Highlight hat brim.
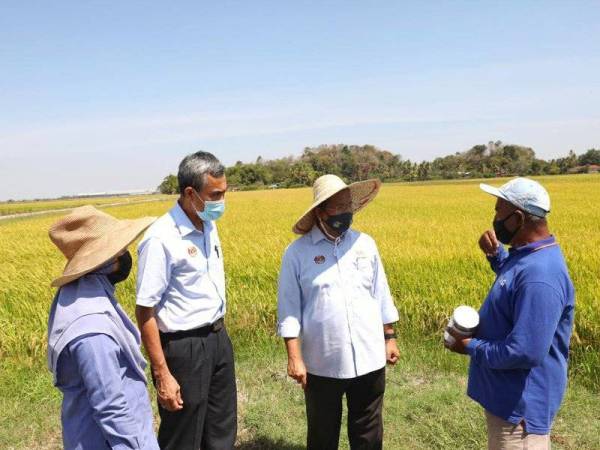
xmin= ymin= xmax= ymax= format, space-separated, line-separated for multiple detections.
xmin=293 ymin=179 xmax=381 ymax=235
xmin=479 ymin=183 xmax=509 ymax=201
xmin=51 ymin=216 xmax=155 ymax=287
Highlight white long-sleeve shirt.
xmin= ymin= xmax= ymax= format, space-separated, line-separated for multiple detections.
xmin=277 ymin=226 xmax=399 ymax=379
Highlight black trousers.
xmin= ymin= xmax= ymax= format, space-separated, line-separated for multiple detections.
xmin=305 ymin=368 xmax=386 ymax=450
xmin=156 ymin=324 xmax=237 ymax=450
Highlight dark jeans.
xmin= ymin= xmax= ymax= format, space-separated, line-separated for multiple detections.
xmin=305 ymin=368 xmax=386 ymax=450
xmin=156 ymin=324 xmax=237 ymax=450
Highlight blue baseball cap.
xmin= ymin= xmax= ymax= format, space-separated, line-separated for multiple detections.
xmin=480 ymin=177 xmax=550 ymax=218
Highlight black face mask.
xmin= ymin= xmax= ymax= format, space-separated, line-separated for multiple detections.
xmin=493 ymin=211 xmax=522 ymax=245
xmin=107 ymin=251 xmax=132 ymax=285
xmin=325 ymin=212 xmax=353 ymax=233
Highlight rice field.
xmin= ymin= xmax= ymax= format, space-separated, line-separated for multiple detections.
xmin=1 ymin=174 xmax=599 ymax=448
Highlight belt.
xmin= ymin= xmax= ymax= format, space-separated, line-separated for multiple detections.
xmin=160 ymin=318 xmax=224 ymax=341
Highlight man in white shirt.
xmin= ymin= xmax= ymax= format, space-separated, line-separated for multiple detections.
xmin=135 ymin=151 xmax=235 ymax=450
xmin=277 ymin=174 xmax=400 ymax=450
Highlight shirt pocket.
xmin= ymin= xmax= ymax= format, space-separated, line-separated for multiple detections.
xmin=208 ymin=242 xmax=224 ymax=274
xmin=212 ymin=240 xmax=223 ymax=259
xmin=175 ymin=240 xmax=208 ymax=279
xmin=302 ymin=262 xmax=337 ymax=321
xmin=354 ymin=255 xmax=374 ymax=292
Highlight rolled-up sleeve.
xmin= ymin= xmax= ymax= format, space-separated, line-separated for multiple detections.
xmin=372 ymin=245 xmax=399 ymax=324
xmin=70 ymin=334 xmax=142 ymax=450
xmin=136 ymin=237 xmax=170 ymax=308
xmin=277 ymin=247 xmax=302 ymax=338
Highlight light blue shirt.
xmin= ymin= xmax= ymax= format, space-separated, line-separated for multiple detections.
xmin=47 ymin=271 xmax=157 ymax=450
xmin=136 ymin=202 xmax=226 ymax=332
xmin=277 ymin=226 xmax=399 ymax=379
xmin=57 ymin=334 xmax=159 ymax=450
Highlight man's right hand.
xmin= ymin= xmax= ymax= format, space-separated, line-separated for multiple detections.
xmin=287 ymin=357 xmax=307 ymax=390
xmin=479 ymin=230 xmax=500 ymax=257
xmin=155 ymin=369 xmax=184 ymax=411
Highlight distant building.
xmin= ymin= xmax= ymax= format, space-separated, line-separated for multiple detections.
xmin=567 ymin=165 xmax=600 ymax=174
xmin=70 ymin=188 xmax=158 ymax=198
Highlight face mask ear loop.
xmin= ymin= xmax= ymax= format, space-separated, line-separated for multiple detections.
xmin=191 ymin=189 xmax=205 ymax=215
xmin=316 ymin=212 xmax=337 ymax=242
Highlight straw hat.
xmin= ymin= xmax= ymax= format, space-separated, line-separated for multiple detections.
xmin=49 ymin=205 xmax=156 ymax=288
xmin=293 ymin=175 xmax=381 ymax=234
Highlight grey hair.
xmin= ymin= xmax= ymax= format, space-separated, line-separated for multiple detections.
xmin=525 ymin=212 xmax=547 ymax=225
xmin=177 ymin=151 xmax=225 ymax=194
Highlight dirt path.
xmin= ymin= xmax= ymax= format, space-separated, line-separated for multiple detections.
xmin=0 ymin=198 xmax=170 ymax=221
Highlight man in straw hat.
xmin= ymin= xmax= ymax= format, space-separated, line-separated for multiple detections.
xmin=47 ymin=205 xmax=158 ymax=450
xmin=135 ymin=151 xmax=236 ymax=450
xmin=446 ymin=177 xmax=575 ymax=450
xmin=277 ymin=174 xmax=400 ymax=450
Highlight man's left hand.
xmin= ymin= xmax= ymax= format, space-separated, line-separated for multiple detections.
xmin=444 ymin=326 xmax=471 ymax=355
xmin=386 ymin=339 xmax=400 ymax=365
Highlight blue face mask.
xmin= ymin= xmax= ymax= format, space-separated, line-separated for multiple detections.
xmin=199 ymin=199 xmax=225 ymax=221
xmin=193 ymin=191 xmax=225 ymax=221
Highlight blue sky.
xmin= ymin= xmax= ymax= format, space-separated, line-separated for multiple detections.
xmin=1 ymin=1 xmax=599 ymax=200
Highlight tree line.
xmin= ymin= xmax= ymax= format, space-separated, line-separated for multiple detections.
xmin=158 ymin=143 xmax=600 ymax=193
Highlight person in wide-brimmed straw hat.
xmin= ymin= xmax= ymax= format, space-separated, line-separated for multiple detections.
xmin=292 ymin=174 xmax=381 ymax=235
xmin=49 ymin=205 xmax=156 ymax=287
xmin=277 ymin=174 xmax=400 ymax=450
xmin=47 ymin=206 xmax=159 ymax=450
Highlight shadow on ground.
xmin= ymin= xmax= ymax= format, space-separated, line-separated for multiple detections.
xmin=235 ymin=436 xmax=304 ymax=450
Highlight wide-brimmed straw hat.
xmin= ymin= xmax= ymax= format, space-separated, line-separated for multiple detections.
xmin=49 ymin=205 xmax=156 ymax=288
xmin=293 ymin=174 xmax=381 ymax=234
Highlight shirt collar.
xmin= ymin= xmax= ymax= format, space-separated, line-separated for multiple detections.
xmin=170 ymin=201 xmax=206 ymax=237
xmin=509 ymin=235 xmax=556 ymax=254
xmin=309 ymin=225 xmax=348 ymax=245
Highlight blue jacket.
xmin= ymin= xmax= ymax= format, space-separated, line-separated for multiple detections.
xmin=466 ymin=236 xmax=575 ymax=435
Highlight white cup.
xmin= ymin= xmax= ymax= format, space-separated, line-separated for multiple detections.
xmin=444 ymin=305 xmax=479 ymax=346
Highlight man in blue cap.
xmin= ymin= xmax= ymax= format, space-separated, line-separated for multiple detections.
xmin=446 ymin=177 xmax=575 ymax=450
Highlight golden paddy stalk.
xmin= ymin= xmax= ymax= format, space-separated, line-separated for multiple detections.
xmin=1 ymin=175 xmax=599 ymax=387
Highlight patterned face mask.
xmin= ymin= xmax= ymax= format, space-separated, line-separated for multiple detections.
xmin=325 ymin=212 xmax=353 ymax=233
